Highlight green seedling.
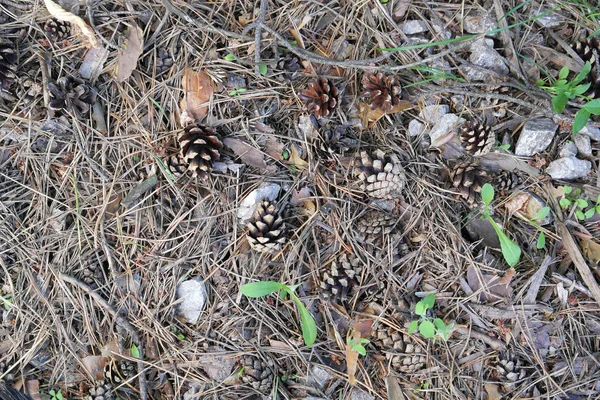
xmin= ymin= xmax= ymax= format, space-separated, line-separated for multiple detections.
xmin=347 ymin=336 xmax=370 ymax=357
xmin=414 ymin=382 xmax=430 ymax=393
xmin=559 ymin=186 xmax=599 ymax=220
xmin=527 ymin=207 xmax=551 ymax=249
xmin=49 ymin=389 xmax=64 ymax=400
xmin=240 ymin=281 xmax=317 ymax=346
xmin=407 ymin=293 xmax=454 ymax=341
xmin=259 ymin=64 xmax=268 ymax=76
xmin=0 ymin=294 xmax=12 ymax=311
xmin=224 ymin=53 xmax=236 ymax=61
xmin=573 ymin=97 xmax=600 ymax=134
xmin=130 ymin=344 xmax=140 ymax=359
xmin=495 ymin=141 xmax=511 ymax=151
xmin=481 ymin=183 xmax=521 ymax=266
xmin=172 ymin=326 xmax=185 ymax=340
xmin=229 ymin=88 xmax=247 ymax=96
xmin=536 ymin=61 xmax=592 ymax=114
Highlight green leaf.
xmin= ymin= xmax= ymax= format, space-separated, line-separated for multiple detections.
xmin=57 ymin=392 xmax=63 ymax=400
xmin=559 ymin=198 xmax=571 ymax=208
xmin=576 ymin=199 xmax=589 ymax=209
xmin=415 ymin=301 xmax=426 ymax=316
xmin=532 ymin=206 xmax=551 ymax=221
xmin=552 ymin=92 xmax=568 ymax=113
xmin=131 ymin=344 xmax=140 ymax=359
xmin=584 ymin=98 xmax=600 ymax=114
xmin=229 ymin=88 xmax=247 ymax=96
xmin=355 ymin=345 xmax=367 ymax=356
xmin=498 ymin=143 xmax=511 ymax=150
xmin=408 ymin=321 xmax=419 ymax=334
xmin=573 ymin=109 xmax=591 ymax=134
xmin=576 ymin=210 xmax=585 ymax=220
xmin=572 ymin=61 xmax=593 ymax=85
xmin=481 ymin=183 xmax=494 ymax=208
xmin=50 ymin=391 xmax=56 ymax=396
xmin=558 ymin=66 xmax=569 ymax=79
xmin=433 ymin=318 xmax=446 ymax=330
xmin=487 ymin=216 xmax=521 ymax=266
xmin=536 ymin=231 xmax=546 ymax=249
xmin=224 ymin=53 xmax=236 ymax=61
xmin=573 ymin=83 xmax=591 ymax=95
xmin=240 ymin=281 xmax=285 ymax=298
xmin=585 ymin=208 xmax=595 ymax=219
xmin=259 ymin=64 xmax=268 ymax=76
xmin=419 ymin=320 xmax=435 ymax=338
xmin=536 ymin=79 xmax=546 ymax=87
xmin=564 ymin=186 xmax=572 ymax=195
xmin=296 ymin=299 xmax=317 ymax=346
xmin=360 ymin=338 xmax=370 ymax=344
xmin=596 ymin=205 xmax=600 ymax=214
xmin=422 ymin=293 xmax=436 ymax=309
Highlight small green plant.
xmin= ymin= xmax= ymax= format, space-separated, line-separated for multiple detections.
xmin=407 ymin=293 xmax=454 ymax=341
xmin=172 ymin=326 xmax=185 ymax=340
xmin=49 ymin=389 xmax=64 ymax=400
xmin=560 ymin=186 xmax=600 ymax=220
xmin=481 ymin=183 xmax=521 ymax=266
xmin=537 ymin=61 xmax=592 ymax=114
xmin=130 ymin=344 xmax=140 ymax=359
xmin=495 ymin=141 xmax=511 ymax=151
xmin=240 ymin=281 xmax=317 ymax=346
xmin=346 ymin=336 xmax=370 ymax=356
xmin=414 ymin=381 xmax=430 ymax=393
xmin=573 ymin=98 xmax=600 ymax=134
xmin=528 ymin=206 xmax=551 ymax=249
xmin=0 ymin=294 xmax=12 ymax=311
xmin=229 ymin=88 xmax=247 ymax=96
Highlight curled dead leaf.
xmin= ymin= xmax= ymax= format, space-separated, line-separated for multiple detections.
xmin=358 ymin=100 xmax=413 ymax=129
xmin=288 ymin=146 xmax=308 ymax=170
xmin=581 ymin=239 xmax=600 ymax=265
xmin=222 ymin=137 xmax=267 ymax=170
xmin=113 ymin=22 xmax=144 ymax=83
xmin=180 ymin=68 xmax=214 ymax=126
xmin=44 ymin=0 xmax=98 ymax=48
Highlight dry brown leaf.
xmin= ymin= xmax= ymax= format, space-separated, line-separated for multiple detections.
xmin=291 ymin=187 xmax=316 ymax=215
xmin=114 ymin=22 xmax=144 ymax=83
xmin=44 ymin=0 xmax=98 ymax=48
xmin=466 ymin=266 xmax=514 ymax=303
xmin=79 ymin=46 xmax=109 ymax=80
xmin=81 ymin=355 xmax=108 ymax=380
xmin=504 ymin=192 xmax=530 ymax=216
xmin=358 ymin=101 xmax=414 ymax=129
xmin=24 ymin=379 xmax=41 ymax=400
xmin=223 ymin=138 xmax=267 ymax=170
xmin=582 ymin=239 xmax=600 ymax=265
xmin=484 ymin=383 xmax=503 ymax=400
xmin=180 ymin=68 xmax=214 ymax=126
xmin=345 ymin=320 xmax=373 ymax=386
xmin=264 ymin=137 xmax=285 ymax=161
xmin=288 ymin=146 xmax=308 ymax=170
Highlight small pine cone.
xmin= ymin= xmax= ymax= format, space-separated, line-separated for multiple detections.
xmin=495 ymin=351 xmax=526 ymax=391
xmin=178 ymin=124 xmax=223 ymax=179
xmin=246 ymin=200 xmax=286 ymax=254
xmin=17 ymin=73 xmax=43 ymax=106
xmin=48 ymin=76 xmax=97 ymax=115
xmin=450 ymin=160 xmax=490 ymax=204
xmin=166 ymin=154 xmax=187 ymax=178
xmin=44 ymin=18 xmax=71 ymax=42
xmin=493 ymin=170 xmax=519 ymax=192
xmin=353 ymin=150 xmax=406 ymax=199
xmin=390 ymin=352 xmax=428 ymax=374
xmin=239 ymin=356 xmax=274 ymax=393
xmin=361 ymin=72 xmax=402 ymax=112
xmin=320 ymin=253 xmax=362 ymax=302
xmin=0 ymin=39 xmax=17 ymax=93
xmin=154 ymin=47 xmax=175 ymax=74
xmin=299 ymin=77 xmax=339 ymax=118
xmin=357 ymin=210 xmax=397 ymax=240
xmin=276 ymin=54 xmax=302 ymax=80
xmin=373 ymin=323 xmax=406 ymax=351
xmin=584 ymin=221 xmax=600 ymax=238
xmin=80 ymin=250 xmax=107 ymax=288
xmin=105 ymin=360 xmax=136 ymax=384
xmin=85 ymin=380 xmax=114 ymax=400
xmin=459 ymin=121 xmax=495 ymax=156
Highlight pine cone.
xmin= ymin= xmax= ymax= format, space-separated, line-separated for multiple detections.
xmin=572 ymin=35 xmax=600 ymax=99
xmin=353 ymin=150 xmax=406 ymax=199
xmin=239 ymin=356 xmax=274 ymax=393
xmin=166 ymin=154 xmax=187 ymax=178
xmin=450 ymin=160 xmax=490 ymax=204
xmin=84 ymin=380 xmax=114 ymax=400
xmin=361 ymin=72 xmax=402 ymax=112
xmin=320 ymin=253 xmax=362 ymax=302
xmin=495 ymin=351 xmax=526 ymax=391
xmin=584 ymin=221 xmax=600 ymax=238
xmin=493 ymin=170 xmax=519 ymax=192
xmin=276 ymin=54 xmax=302 ymax=80
xmin=373 ymin=322 xmax=427 ymax=374
xmin=178 ymin=124 xmax=223 ymax=179
xmin=105 ymin=360 xmax=136 ymax=384
xmin=357 ymin=210 xmax=397 ymax=239
xmin=17 ymin=70 xmax=43 ymax=106
xmin=299 ymin=77 xmax=339 ymax=118
xmin=80 ymin=250 xmax=107 ymax=288
xmin=0 ymin=39 xmax=17 ymax=93
xmin=246 ymin=200 xmax=286 ymax=254
xmin=314 ymin=124 xmax=356 ymax=160
xmin=44 ymin=18 xmax=71 ymax=42
xmin=459 ymin=121 xmax=495 ymax=156
xmin=48 ymin=76 xmax=96 ymax=115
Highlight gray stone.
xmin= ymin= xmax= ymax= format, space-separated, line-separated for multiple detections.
xmin=236 ymin=182 xmax=281 ymax=225
xmin=460 ymin=65 xmax=491 ymax=81
xmin=534 ymin=11 xmax=563 ymax=28
xmin=306 ymin=365 xmax=333 ymax=390
xmin=431 ymin=20 xmax=451 ymax=40
xmin=418 ymin=104 xmax=449 ymax=124
xmin=402 ymin=20 xmax=428 ymax=34
xmin=464 ymin=13 xmax=497 ymax=34
xmin=176 ymin=277 xmax=208 ymax=324
xmin=199 ymin=347 xmax=236 ymax=381
xmin=546 ymin=157 xmax=592 ymax=180
xmin=408 ymin=119 xmax=426 ymax=137
xmin=469 ymin=39 xmax=509 ymax=76
xmin=350 ymin=389 xmax=375 ymax=400
xmin=515 ymin=118 xmax=558 ymax=156
xmin=580 ymin=125 xmax=600 ymax=141
xmin=429 ymin=114 xmax=466 ymax=146
xmin=573 ymin=134 xmax=592 ymax=157
xmin=558 ymin=142 xmax=577 ymax=158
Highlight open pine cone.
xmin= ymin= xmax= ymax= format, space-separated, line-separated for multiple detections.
xmin=450 ymin=160 xmax=490 ymax=204
xmin=495 ymin=351 xmax=527 ymax=392
xmin=373 ymin=322 xmax=427 ymax=374
xmin=299 ymin=77 xmax=339 ymax=118
xmin=361 ymin=72 xmax=402 ymax=112
xmin=493 ymin=170 xmax=519 ymax=192
xmin=178 ymin=124 xmax=223 ymax=179
xmin=44 ymin=18 xmax=71 ymax=42
xmin=246 ymin=200 xmax=286 ymax=254
xmin=0 ymin=39 xmax=16 ymax=93
xmin=353 ymin=150 xmax=406 ymax=199
xmin=320 ymin=253 xmax=362 ymax=303
xmin=459 ymin=121 xmax=495 ymax=156
xmin=276 ymin=54 xmax=302 ymax=80
xmin=48 ymin=76 xmax=96 ymax=115
xmin=239 ymin=356 xmax=274 ymax=393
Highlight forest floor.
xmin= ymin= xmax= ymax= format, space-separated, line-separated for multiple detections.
xmin=1 ymin=0 xmax=600 ymax=399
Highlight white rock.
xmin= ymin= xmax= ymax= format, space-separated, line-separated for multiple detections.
xmin=464 ymin=13 xmax=497 ymax=34
xmin=535 ymin=11 xmax=563 ymax=28
xmin=236 ymin=183 xmax=281 ymax=225
xmin=176 ymin=277 xmax=208 ymax=324
xmin=573 ymin=134 xmax=592 ymax=157
xmin=580 ymin=125 xmax=600 ymax=141
xmin=558 ymin=141 xmax=577 ymax=158
xmin=307 ymin=365 xmax=334 ymax=390
xmin=429 ymin=114 xmax=466 ymax=146
xmin=402 ymin=20 xmax=428 ymax=34
xmin=515 ymin=118 xmax=558 ymax=156
xmin=469 ymin=39 xmax=509 ymax=76
xmin=408 ymin=119 xmax=426 ymax=137
xmin=460 ymin=65 xmax=490 ymax=81
xmin=418 ymin=104 xmax=449 ymax=124
xmin=546 ymin=157 xmax=592 ymax=180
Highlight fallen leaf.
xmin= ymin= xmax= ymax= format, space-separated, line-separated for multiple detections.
xmin=358 ymin=101 xmax=413 ymax=129
xmin=223 ymin=137 xmax=267 ymax=170
xmin=264 ymin=136 xmax=285 ymax=161
xmin=466 ymin=266 xmax=514 ymax=303
xmin=345 ymin=319 xmax=374 ymax=386
xmin=198 ymin=347 xmax=236 ymax=382
xmin=504 ymin=192 xmax=530 ymax=216
xmin=81 ymin=355 xmax=108 ymax=380
xmin=180 ymin=68 xmax=213 ymax=126
xmin=385 ymin=375 xmax=403 ymax=399
xmin=79 ymin=46 xmax=109 ymax=80
xmin=288 ymin=146 xmax=308 ymax=170
xmin=484 ymin=383 xmax=503 ymax=400
xmin=555 ymin=282 xmax=568 ymax=307
xmin=290 ymin=187 xmax=312 ymax=206
xmin=581 ymin=238 xmax=600 ymax=265
xmin=24 ymin=379 xmax=42 ymax=400
xmin=113 ymin=22 xmax=144 ymax=82
xmin=44 ymin=0 xmax=98 ymax=48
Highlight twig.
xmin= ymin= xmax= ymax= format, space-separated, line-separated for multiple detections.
xmin=99 ymin=219 xmax=118 ymax=279
xmin=551 ymin=273 xmax=593 ymax=297
xmin=71 ymin=119 xmax=111 ymax=182
xmin=454 ymin=325 xmax=506 ymax=350
xmin=522 ymin=256 xmax=554 ymax=304
xmin=253 ymin=0 xmax=269 ymax=75
xmin=467 ymin=303 xmax=552 ymax=319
